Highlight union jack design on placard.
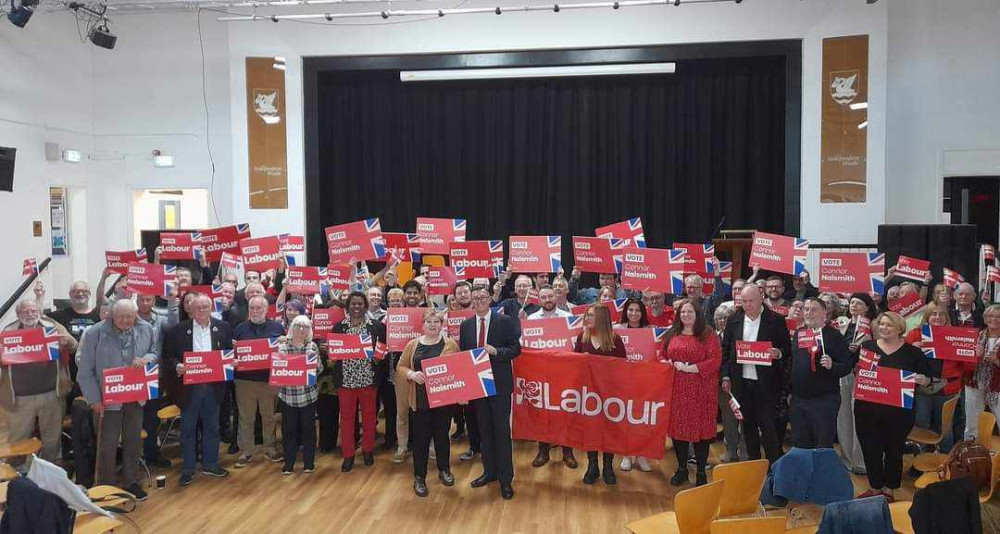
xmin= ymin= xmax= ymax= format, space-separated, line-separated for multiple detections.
xmin=719 ymin=261 xmax=733 ymax=290
xmin=144 ymin=363 xmax=160 ymax=399
xmin=221 ymin=350 xmax=236 ymax=381
xmin=489 ymin=240 xmax=503 ymax=254
xmin=43 ymin=326 xmax=61 ymax=362
xmin=470 ymin=347 xmax=497 ymax=397
xmin=943 ymin=268 xmax=965 ymax=289
xmin=359 ymin=331 xmax=376 ymax=360
xmin=364 ymin=218 xmax=381 ymax=233
xmin=364 ymin=341 xmax=388 ymax=361
xmin=920 ymin=325 xmax=935 ymax=359
xmin=627 ymin=218 xmax=646 ymax=248
xmin=162 ymin=265 xmax=177 ymax=295
xmin=370 ymin=236 xmax=386 ymax=261
xmin=984 ymin=244 xmax=996 ymax=264
xmin=548 ymin=236 xmax=562 ymax=272
xmin=454 ymin=266 xmax=466 ymax=278
xmin=670 ymin=272 xmax=686 ymax=295
xmin=236 ymin=223 xmax=250 ymax=235
xmin=565 ymin=315 xmax=584 ymax=331
xmin=899 ymin=371 xmax=916 ymax=409
xmin=453 ymin=219 xmax=467 ymax=237
xmin=305 ymin=353 xmax=318 ymax=386
xmin=867 ymin=252 xmax=885 ymax=294
xmin=136 ymin=248 xmax=148 ymax=262
xmin=22 ymin=258 xmax=38 ymax=277
xmin=793 ymin=239 xmax=810 ymax=276
xmin=653 ymin=327 xmax=669 ymax=344
xmin=220 ymin=252 xmax=242 ymax=270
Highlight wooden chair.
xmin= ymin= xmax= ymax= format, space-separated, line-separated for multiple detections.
xmin=977 ymin=411 xmax=997 ymax=449
xmin=0 ymin=462 xmax=19 ymax=482
xmin=709 ymin=516 xmax=786 ymax=534
xmin=711 ymin=459 xmax=769 ymax=518
xmin=74 ymin=513 xmax=124 ymax=534
xmin=889 ymin=501 xmax=914 ymax=534
xmin=0 ymin=438 xmax=42 ymax=462
xmin=156 ymin=404 xmax=182 ymax=452
xmin=88 ymin=485 xmax=137 ymax=512
xmin=625 ymin=480 xmax=725 ymax=534
xmin=909 ymin=397 xmax=958 ymax=473
xmin=979 ymin=448 xmax=1000 ymax=503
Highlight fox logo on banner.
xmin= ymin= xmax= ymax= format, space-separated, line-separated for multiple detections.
xmin=618 ymin=327 xmax=669 ymax=363
xmin=233 ymin=338 xmax=279 ymax=371
xmin=893 ymin=255 xmax=931 ymax=283
xmin=572 ymin=236 xmax=624 ymax=274
xmin=102 ymin=363 xmax=159 ymax=405
xmin=943 ymin=267 xmax=965 ymax=289
xmin=889 ymin=291 xmax=926 ymax=319
xmin=159 ymin=232 xmax=203 ymax=261
xmin=620 ymin=247 xmax=687 ymax=294
xmin=1 ymin=326 xmax=61 ymax=365
xmin=422 ymin=348 xmax=496 ymax=408
xmin=127 ymin=263 xmax=176 ymax=297
xmin=269 ymin=353 xmax=318 ymax=387
xmin=450 ymin=240 xmax=504 ymax=279
xmin=325 ymin=218 xmax=385 ymax=263
xmin=22 ymin=258 xmax=38 ymax=277
xmin=381 ymin=232 xmax=422 ymax=264
xmin=285 ymin=266 xmax=327 ymax=295
xmin=596 ymin=218 xmax=646 ymax=248
xmin=520 ymin=315 xmax=584 ymax=351
xmin=818 ymin=252 xmax=885 ymax=294
xmin=749 ymin=231 xmax=809 ymax=276
xmin=920 ymin=325 xmax=978 ymax=363
xmin=416 ymin=217 xmax=466 ymax=255
xmin=508 ymin=236 xmax=562 ymax=273
xmin=182 ymin=350 xmax=236 ymax=385
xmin=200 ymin=224 xmax=251 ymax=262
xmin=854 ymin=366 xmax=915 ymax=409
xmin=106 ymin=249 xmax=148 ymax=275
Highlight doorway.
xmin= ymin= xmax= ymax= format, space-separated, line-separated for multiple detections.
xmin=945 ymin=176 xmax=1000 ymax=245
xmin=132 ymin=189 xmax=209 ymax=247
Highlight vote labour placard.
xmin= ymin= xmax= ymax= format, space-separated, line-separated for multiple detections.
xmin=102 ymin=363 xmax=159 ymax=404
xmin=386 ymin=308 xmax=426 ymax=351
xmin=105 ymin=249 xmax=147 ymax=274
xmin=126 ymin=263 xmax=175 ymax=297
xmin=893 ymin=255 xmax=931 ymax=283
xmin=325 ymin=333 xmax=369 ymax=361
xmin=736 ymin=341 xmax=773 ymax=366
xmin=520 ymin=316 xmax=584 ymax=351
xmin=422 ymin=348 xmax=497 ymax=409
xmin=854 ymin=366 xmax=915 ymax=409
xmin=159 ymin=232 xmax=203 ymax=261
xmin=0 ymin=326 xmax=61 ymax=365
xmin=595 ymin=218 xmax=646 ymax=248
xmin=269 ymin=353 xmax=318 ymax=387
xmin=239 ymin=236 xmax=283 ymax=272
xmin=450 ymin=240 xmax=504 ymax=279
xmin=233 ymin=338 xmax=279 ymax=371
xmin=200 ymin=224 xmax=251 ymax=262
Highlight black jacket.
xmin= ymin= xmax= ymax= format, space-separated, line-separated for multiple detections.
xmin=909 ymin=476 xmax=982 ymax=534
xmin=459 ymin=311 xmax=522 ymax=396
xmin=790 ymin=325 xmax=852 ymax=398
xmin=721 ymin=307 xmax=793 ymax=401
xmin=162 ymin=318 xmax=234 ymax=408
xmin=0 ymin=477 xmax=74 ymax=534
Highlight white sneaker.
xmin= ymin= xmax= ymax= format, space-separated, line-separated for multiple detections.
xmin=636 ymin=457 xmax=652 ymax=472
xmin=620 ymin=456 xmax=633 ymax=471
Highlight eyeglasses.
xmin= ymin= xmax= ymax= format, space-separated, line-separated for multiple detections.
xmin=471 ymin=296 xmax=491 ymax=302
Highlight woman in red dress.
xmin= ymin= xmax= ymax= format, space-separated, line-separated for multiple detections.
xmin=661 ymin=298 xmax=722 ymax=487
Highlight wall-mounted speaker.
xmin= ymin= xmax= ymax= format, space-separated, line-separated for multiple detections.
xmin=0 ymin=147 xmax=15 ymax=192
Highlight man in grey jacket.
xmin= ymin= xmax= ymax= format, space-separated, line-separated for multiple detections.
xmin=76 ymin=298 xmax=158 ymax=500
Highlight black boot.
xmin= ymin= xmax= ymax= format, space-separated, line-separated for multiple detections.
xmin=695 ymin=470 xmax=708 ymax=486
xmin=341 ymin=457 xmax=355 ymax=473
xmin=602 ymin=453 xmax=617 ymax=485
xmin=670 ymin=467 xmax=689 ymax=486
xmin=583 ymin=452 xmax=600 ymax=484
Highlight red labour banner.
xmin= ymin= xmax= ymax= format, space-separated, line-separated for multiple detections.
xmin=105 ymin=249 xmax=147 ymax=275
xmin=279 ymin=234 xmax=305 ymax=253
xmin=619 ymin=247 xmax=687 ymax=294
xmin=749 ymin=231 xmax=809 ymax=276
xmin=239 ymin=236 xmax=284 ymax=272
xmin=422 ymin=348 xmax=497 ymax=408
xmin=425 ymin=266 xmax=459 ymax=295
xmin=126 ymin=262 xmax=176 ymax=297
xmin=508 ymin=236 xmax=562 ymax=273
xmin=381 ymin=232 xmax=422 ymax=264
xmin=818 ymin=252 xmax=886 ymax=294
xmin=325 ymin=264 xmax=352 ymax=293
xmin=311 ymin=307 xmax=345 ymax=339
xmin=269 ymin=353 xmax=318 ymax=387
xmin=511 ymin=349 xmax=674 ymax=459
xmin=618 ymin=328 xmax=669 ymax=363
xmin=920 ymin=325 xmax=979 ymax=363
xmin=324 ymin=219 xmax=385 ymax=263
xmin=889 ymin=291 xmax=926 ymax=319
xmin=450 ymin=240 xmax=504 ymax=279
xmin=0 ymin=326 xmax=61 ymax=365
xmin=520 ymin=315 xmax=585 ymax=351
xmin=284 ymin=266 xmax=326 ymax=295
xmin=233 ymin=338 xmax=279 ymax=372
xmin=386 ymin=308 xmax=426 ymax=351
xmin=595 ymin=218 xmax=646 ymax=248
xmin=416 ymin=217 xmax=467 ymax=255
xmin=893 ymin=255 xmax=931 ymax=283
xmin=183 ymin=350 xmax=235 ymax=385
xmin=445 ymin=309 xmax=475 ymax=340
xmin=736 ymin=341 xmax=774 ymax=366
xmin=325 ymin=333 xmax=369 ymax=361
xmin=854 ymin=366 xmax=915 ymax=409
xmin=199 ymin=224 xmax=251 ymax=263
xmin=572 ymin=236 xmax=624 ymax=274
xmin=102 ymin=364 xmax=159 ymax=404
xmin=159 ymin=232 xmax=203 ymax=261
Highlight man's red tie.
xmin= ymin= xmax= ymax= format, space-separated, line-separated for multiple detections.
xmin=478 ymin=317 xmax=486 ymax=348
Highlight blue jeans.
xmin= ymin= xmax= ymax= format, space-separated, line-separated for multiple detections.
xmin=181 ymin=385 xmax=221 ymax=474
xmin=914 ymin=392 xmax=957 ymax=453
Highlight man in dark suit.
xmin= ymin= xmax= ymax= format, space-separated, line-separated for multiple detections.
xmin=721 ymin=285 xmax=792 ymax=465
xmin=459 ymin=284 xmax=521 ymax=500
xmin=162 ymin=293 xmax=234 ymax=486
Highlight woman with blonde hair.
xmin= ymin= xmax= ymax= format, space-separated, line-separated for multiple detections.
xmin=906 ymin=302 xmax=967 ymax=453
xmin=276 ymin=314 xmax=323 ymax=474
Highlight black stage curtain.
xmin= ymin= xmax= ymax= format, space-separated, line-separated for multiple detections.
xmin=311 ymin=57 xmax=786 ymax=266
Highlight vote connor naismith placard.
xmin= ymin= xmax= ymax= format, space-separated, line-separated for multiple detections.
xmin=422 ymin=348 xmax=496 ymax=409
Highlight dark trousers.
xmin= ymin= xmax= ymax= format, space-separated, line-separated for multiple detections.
xmin=219 ymin=382 xmax=237 ymax=440
xmin=790 ymin=394 xmax=840 ymax=449
xmin=674 ymin=440 xmax=710 ymax=473
xmin=538 ymin=443 xmax=575 ymax=458
xmin=737 ymin=380 xmax=781 ymax=465
xmin=281 ymin=401 xmax=316 ymax=469
xmin=462 ymin=404 xmax=481 ymax=453
xmin=142 ymin=397 xmax=161 ymax=460
xmin=472 ymin=393 xmax=513 ymax=484
xmin=854 ymin=401 xmax=914 ymax=490
xmin=181 ymin=385 xmax=220 ymax=474
xmin=317 ymin=393 xmax=339 ymax=452
xmin=412 ymin=407 xmax=452 ymax=478
xmin=378 ymin=378 xmax=397 ymax=447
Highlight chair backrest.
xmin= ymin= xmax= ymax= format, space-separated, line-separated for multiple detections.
xmin=978 ymin=411 xmax=997 ymax=448
xmin=711 ymin=459 xmax=769 ymax=517
xmin=709 ymin=516 xmax=786 ymax=534
xmin=940 ymin=396 xmax=959 ymax=442
xmin=676 ymin=479 xmax=726 ymax=534
xmin=981 ymin=449 xmax=1000 ymax=502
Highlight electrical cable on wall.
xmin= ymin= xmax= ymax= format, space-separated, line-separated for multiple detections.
xmin=197 ymin=7 xmax=222 ymax=225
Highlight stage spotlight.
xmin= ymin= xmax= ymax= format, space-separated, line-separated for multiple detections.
xmin=7 ymin=0 xmax=39 ymax=28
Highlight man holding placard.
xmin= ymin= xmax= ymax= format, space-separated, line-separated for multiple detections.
xmin=76 ymin=299 xmax=158 ymax=500
xmin=232 ymin=296 xmax=285 ymax=468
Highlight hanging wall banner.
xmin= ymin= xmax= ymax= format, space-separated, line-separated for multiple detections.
xmin=246 ymin=57 xmax=288 ymax=209
xmin=821 ymin=35 xmax=869 ymax=203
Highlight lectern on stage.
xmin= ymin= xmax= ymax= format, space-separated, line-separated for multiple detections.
xmin=713 ymin=229 xmax=755 ymax=282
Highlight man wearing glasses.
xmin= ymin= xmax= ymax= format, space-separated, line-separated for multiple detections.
xmin=48 ymin=281 xmax=102 ymax=342
xmin=764 ymin=276 xmax=792 ymax=316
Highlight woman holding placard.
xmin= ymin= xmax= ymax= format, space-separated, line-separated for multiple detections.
xmin=397 ymin=309 xmax=459 ymax=497
xmin=275 ymin=314 xmax=322 ymax=475
xmin=906 ymin=303 xmax=965 ymax=453
xmin=837 ymin=292 xmax=877 ymax=476
xmin=964 ymin=304 xmax=1000 ymax=440
xmin=613 ymin=298 xmax=651 ymax=472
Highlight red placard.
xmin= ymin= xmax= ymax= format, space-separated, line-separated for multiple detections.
xmin=508 ymin=236 xmax=562 ymax=273
xmin=269 ymin=353 xmax=318 ymax=387
xmin=159 ymin=232 xmax=204 ymax=261
xmin=520 ymin=315 xmax=585 ymax=351
xmin=749 ymin=231 xmax=809 ymax=276
xmin=943 ymin=267 xmax=965 ymax=289
xmin=920 ymin=325 xmax=979 ymax=363
xmin=889 ymin=291 xmax=926 ymax=319
xmin=200 ymin=224 xmax=251 ymax=262
xmin=416 ymin=217 xmax=467 ymax=255
xmin=311 ymin=307 xmax=345 ymax=338
xmin=595 ymin=218 xmax=646 ymax=248
xmin=450 ymin=240 xmax=504 ymax=279
xmin=0 ymin=326 xmax=61 ymax=365
xmin=894 ymin=255 xmax=931 ymax=283
xmin=22 ymin=258 xmax=37 ymax=277
xmin=285 ymin=266 xmax=326 ymax=295
xmin=182 ymin=350 xmax=235 ymax=385
xmin=325 ymin=219 xmax=385 ymax=263
xmin=854 ymin=366 xmax=915 ymax=409
xmin=425 ymin=266 xmax=458 ymax=295
xmin=673 ymin=243 xmax=716 ymax=275
xmin=325 ymin=264 xmax=352 ymax=293
xmin=570 ymin=299 xmax=627 ymax=324
xmin=267 ymin=303 xmax=284 ymax=321
xmin=386 ymin=308 xmax=425 ymax=351
xmin=572 ymin=236 xmax=624 ymax=274
xmin=381 ymin=232 xmax=422 ymax=264
xmin=326 ymin=332 xmax=370 ymax=360
xmin=105 ymin=249 xmax=147 ymax=274
xmin=445 ymin=309 xmax=475 ymax=340
xmin=786 ymin=317 xmax=799 ymax=336
xmin=126 ymin=262 xmax=176 ymax=297
xmin=857 ymin=347 xmax=880 ymax=370
xmin=619 ymin=247 xmax=686 ymax=294
xmin=619 ymin=327 xmax=669 ymax=363
xmin=512 ymin=349 xmax=673 ymax=459
xmin=178 ymin=284 xmax=226 ymax=313
xmin=423 ymin=348 xmax=496 ymax=408
xmin=220 ymin=252 xmax=242 ymax=271
xmin=988 ymin=266 xmax=1000 ymax=283
xmin=102 ymin=364 xmax=159 ymax=404
xmin=818 ymin=252 xmax=886 ymax=294
xmin=854 ymin=316 xmax=872 ymax=343
xmin=233 ymin=338 xmax=279 ymax=371
xmin=797 ymin=328 xmax=819 ymax=349
xmin=736 ymin=340 xmax=773 ymax=366
xmin=239 ymin=236 xmax=283 ymax=272
xmin=279 ymin=234 xmax=305 ymax=253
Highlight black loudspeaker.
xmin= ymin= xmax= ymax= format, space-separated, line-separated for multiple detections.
xmin=0 ymin=147 xmax=14 ymax=192
xmin=878 ymin=224 xmax=979 ymax=288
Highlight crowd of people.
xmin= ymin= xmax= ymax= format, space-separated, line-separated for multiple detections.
xmin=2 ymin=241 xmax=999 ymax=507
